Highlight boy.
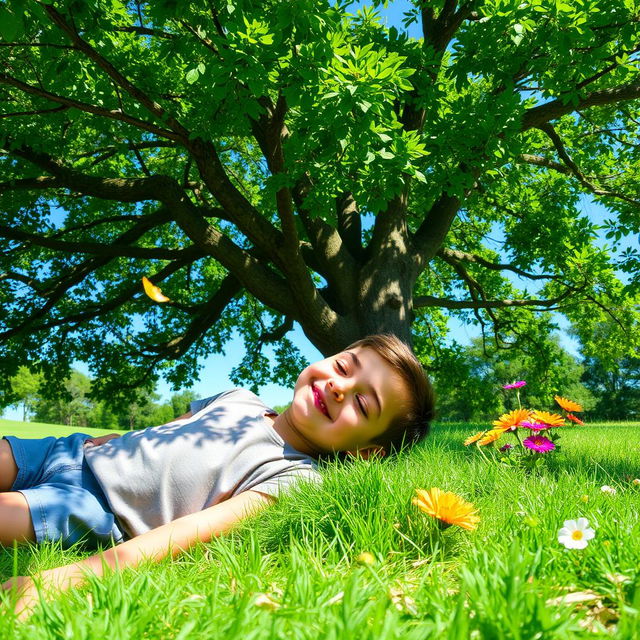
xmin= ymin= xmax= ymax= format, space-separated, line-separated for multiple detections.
xmin=1 ymin=334 xmax=434 ymax=616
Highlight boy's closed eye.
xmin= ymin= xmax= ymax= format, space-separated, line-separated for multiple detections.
xmin=335 ymin=356 xmax=369 ymax=418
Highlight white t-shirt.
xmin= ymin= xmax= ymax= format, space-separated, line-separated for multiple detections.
xmin=85 ymin=389 xmax=319 ymax=538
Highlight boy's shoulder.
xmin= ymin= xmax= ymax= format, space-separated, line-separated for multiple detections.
xmin=189 ymin=388 xmax=274 ymax=416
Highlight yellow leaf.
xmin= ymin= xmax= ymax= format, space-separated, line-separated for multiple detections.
xmin=142 ymin=276 xmax=170 ymax=303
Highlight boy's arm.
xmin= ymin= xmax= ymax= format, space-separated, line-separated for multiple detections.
xmin=4 ymin=489 xmax=274 ymax=617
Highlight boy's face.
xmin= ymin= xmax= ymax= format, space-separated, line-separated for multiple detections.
xmin=285 ymin=346 xmax=410 ymax=457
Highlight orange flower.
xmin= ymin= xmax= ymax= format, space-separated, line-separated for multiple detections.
xmin=464 ymin=430 xmax=486 ymax=446
xmin=478 ymin=428 xmax=505 ymax=446
xmin=412 ymin=488 xmax=480 ymax=531
xmin=554 ymin=395 xmax=583 ymax=413
xmin=492 ymin=409 xmax=531 ymax=431
xmin=142 ymin=276 xmax=170 ymax=303
xmin=566 ymin=413 xmax=585 ymax=426
xmin=530 ymin=410 xmax=565 ymax=427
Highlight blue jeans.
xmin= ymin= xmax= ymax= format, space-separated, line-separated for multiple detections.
xmin=3 ymin=433 xmax=124 ymax=548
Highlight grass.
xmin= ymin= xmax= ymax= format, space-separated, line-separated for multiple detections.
xmin=0 ymin=419 xmax=117 ymax=439
xmin=1 ymin=420 xmax=639 ymax=638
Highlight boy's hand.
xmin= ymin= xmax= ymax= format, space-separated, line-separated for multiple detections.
xmin=85 ymin=433 xmax=121 ymax=447
xmin=2 ymin=575 xmax=39 ymax=620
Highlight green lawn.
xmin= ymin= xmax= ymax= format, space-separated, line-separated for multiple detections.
xmin=1 ymin=420 xmax=639 ymax=638
xmin=0 ymin=419 xmax=118 ymax=439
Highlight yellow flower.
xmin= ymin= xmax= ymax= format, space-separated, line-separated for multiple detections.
xmin=412 ymin=488 xmax=480 ymax=531
xmin=580 ymin=494 xmax=589 ymax=503
xmin=142 ymin=276 xmax=170 ymax=303
xmin=531 ymin=410 xmax=565 ymax=427
xmin=554 ymin=395 xmax=583 ymax=413
xmin=464 ymin=430 xmax=486 ymax=446
xmin=492 ymin=409 xmax=531 ymax=431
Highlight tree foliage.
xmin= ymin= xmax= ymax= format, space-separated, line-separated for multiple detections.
xmin=1 ymin=0 xmax=639 ymax=398
xmin=5 ymin=365 xmax=43 ymax=421
xmin=5 ymin=367 xmax=197 ymax=428
xmin=434 ymin=332 xmax=594 ymax=421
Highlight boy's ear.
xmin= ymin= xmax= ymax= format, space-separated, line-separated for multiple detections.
xmin=346 ymin=445 xmax=386 ymax=460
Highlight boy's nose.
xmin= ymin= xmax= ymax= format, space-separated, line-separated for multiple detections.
xmin=328 ymin=379 xmax=345 ymax=402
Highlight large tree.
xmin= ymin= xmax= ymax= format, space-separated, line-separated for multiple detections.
xmin=1 ymin=0 xmax=639 ymax=397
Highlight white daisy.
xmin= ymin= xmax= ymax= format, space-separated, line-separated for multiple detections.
xmin=558 ymin=518 xmax=596 ymax=549
xmin=600 ymin=485 xmax=617 ymax=495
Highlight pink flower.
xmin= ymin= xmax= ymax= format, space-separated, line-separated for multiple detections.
xmin=523 ymin=435 xmax=555 ymax=453
xmin=520 ymin=421 xmax=548 ymax=431
xmin=499 ymin=443 xmax=513 ymax=452
xmin=503 ymin=381 xmax=526 ymax=389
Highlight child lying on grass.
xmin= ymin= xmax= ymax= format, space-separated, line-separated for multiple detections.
xmin=0 ymin=333 xmax=434 ymax=617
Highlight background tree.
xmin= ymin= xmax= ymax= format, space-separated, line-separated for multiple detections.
xmin=170 ymin=389 xmax=198 ymax=418
xmin=33 ymin=369 xmax=93 ymax=426
xmin=582 ymin=356 xmax=640 ymax=420
xmin=26 ymin=368 xmax=193 ymax=428
xmin=1 ymin=1 xmax=639 ymax=399
xmin=434 ymin=327 xmax=595 ymax=421
xmin=576 ymin=316 xmax=640 ymax=420
xmin=5 ymin=366 xmax=43 ymax=421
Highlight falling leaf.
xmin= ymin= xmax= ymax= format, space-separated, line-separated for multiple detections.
xmin=142 ymin=276 xmax=170 ymax=303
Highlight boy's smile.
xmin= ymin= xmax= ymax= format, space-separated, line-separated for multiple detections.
xmin=312 ymin=384 xmax=331 ymax=419
xmin=272 ymin=346 xmax=410 ymax=458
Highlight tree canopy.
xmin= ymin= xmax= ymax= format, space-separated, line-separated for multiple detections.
xmin=1 ymin=0 xmax=639 ymax=398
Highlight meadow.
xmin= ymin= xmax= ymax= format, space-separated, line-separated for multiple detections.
xmin=1 ymin=419 xmax=638 ymax=638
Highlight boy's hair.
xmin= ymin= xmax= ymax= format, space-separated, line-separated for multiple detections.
xmin=346 ymin=333 xmax=435 ymax=455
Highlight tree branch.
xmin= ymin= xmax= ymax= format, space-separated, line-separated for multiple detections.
xmin=537 ymin=122 xmax=640 ymax=206
xmin=437 ymin=247 xmax=558 ymax=281
xmin=412 ymin=192 xmax=462 ymax=268
xmin=12 ymin=254 xmax=201 ymax=336
xmin=0 ymin=73 xmax=179 ymax=140
xmin=336 ymin=191 xmax=363 ymax=259
xmin=421 ymin=1 xmax=474 ymax=55
xmin=0 ymin=208 xmax=175 ymax=340
xmin=42 ymin=4 xmax=190 ymax=140
xmin=414 ymin=293 xmax=574 ymax=310
xmin=186 ymin=138 xmax=286 ymax=267
xmin=0 ymin=104 xmax=69 ymax=119
xmin=137 ymin=273 xmax=242 ymax=361
xmin=7 ymin=143 xmax=178 ymax=202
xmin=0 ymin=224 xmax=201 ymax=260
xmin=522 ymin=80 xmax=640 ymax=130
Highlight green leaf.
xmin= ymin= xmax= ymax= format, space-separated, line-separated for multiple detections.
xmin=0 ymin=7 xmax=23 ymax=41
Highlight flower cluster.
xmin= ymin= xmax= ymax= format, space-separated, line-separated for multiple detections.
xmin=464 ymin=383 xmax=587 ymax=469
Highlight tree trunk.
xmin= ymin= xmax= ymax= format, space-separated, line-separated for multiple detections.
xmin=299 ymin=257 xmax=416 ymax=356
